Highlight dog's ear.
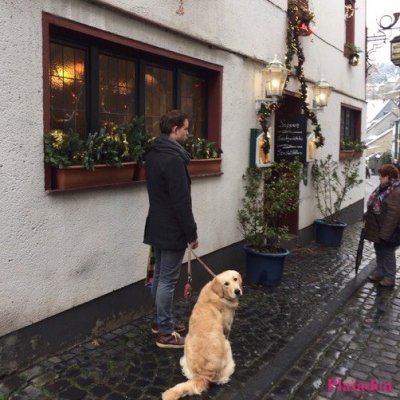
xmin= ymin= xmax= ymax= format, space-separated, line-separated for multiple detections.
xmin=211 ymin=277 xmax=224 ymax=298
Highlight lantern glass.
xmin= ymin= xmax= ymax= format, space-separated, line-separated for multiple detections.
xmin=312 ymin=77 xmax=333 ymax=108
xmin=262 ymin=56 xmax=290 ymax=98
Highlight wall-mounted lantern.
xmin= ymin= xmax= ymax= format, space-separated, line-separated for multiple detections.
xmin=312 ymin=76 xmax=333 ymax=109
xmin=255 ymin=55 xmax=290 ymax=113
xmin=262 ymin=55 xmax=290 ymax=98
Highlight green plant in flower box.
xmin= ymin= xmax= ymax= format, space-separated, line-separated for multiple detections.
xmin=44 ymin=116 xmax=151 ymax=171
xmin=340 ymin=137 xmax=368 ymax=152
xmin=183 ymin=135 xmax=223 ymax=159
xmin=345 ymin=43 xmax=362 ymax=55
xmin=82 ymin=127 xmax=129 ymax=170
xmin=44 ymin=129 xmax=84 ymax=169
xmin=118 ymin=116 xmax=153 ymax=166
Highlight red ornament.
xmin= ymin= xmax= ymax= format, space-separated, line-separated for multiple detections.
xmin=298 ymin=22 xmax=313 ymax=36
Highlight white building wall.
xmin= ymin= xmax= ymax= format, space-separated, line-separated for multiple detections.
xmin=0 ymin=0 xmax=366 ymax=338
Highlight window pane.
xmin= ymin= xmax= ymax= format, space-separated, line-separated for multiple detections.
xmin=50 ymin=43 xmax=87 ymax=136
xmin=340 ymin=107 xmax=358 ymax=141
xmin=145 ymin=65 xmax=173 ymax=135
xmin=99 ymin=54 xmax=136 ymax=132
xmin=180 ymin=73 xmax=205 ymax=139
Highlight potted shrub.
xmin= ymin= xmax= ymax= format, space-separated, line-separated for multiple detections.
xmin=237 ymin=159 xmax=303 ymax=286
xmin=339 ymin=137 xmax=367 ymax=161
xmin=311 ymin=154 xmax=363 ymax=246
xmin=182 ymin=134 xmax=223 ymax=176
xmin=44 ymin=116 xmax=149 ymax=189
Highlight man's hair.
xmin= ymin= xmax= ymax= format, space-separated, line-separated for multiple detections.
xmin=159 ymin=110 xmax=189 ymax=135
xmin=378 ymin=164 xmax=399 ymax=181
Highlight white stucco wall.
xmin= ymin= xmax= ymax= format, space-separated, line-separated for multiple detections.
xmin=0 ymin=0 xmax=366 ymax=337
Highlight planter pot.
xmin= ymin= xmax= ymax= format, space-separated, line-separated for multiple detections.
xmin=339 ymin=150 xmax=363 ymax=161
xmin=134 ymin=163 xmax=146 ymax=181
xmin=53 ymin=162 xmax=136 ymax=190
xmin=187 ymin=158 xmax=222 ymax=177
xmin=315 ymin=219 xmax=347 ymax=247
xmin=244 ymin=244 xmax=289 ymax=286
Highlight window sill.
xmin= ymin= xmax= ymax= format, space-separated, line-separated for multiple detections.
xmin=339 ymin=150 xmax=363 ymax=161
xmin=46 ymin=159 xmax=222 ymax=193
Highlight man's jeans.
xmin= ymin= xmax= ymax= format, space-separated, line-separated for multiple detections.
xmin=151 ymin=247 xmax=185 ymax=334
xmin=374 ymin=243 xmax=397 ymax=280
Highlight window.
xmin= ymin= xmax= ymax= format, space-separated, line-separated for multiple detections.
xmin=45 ymin=15 xmax=221 ymax=140
xmin=43 ymin=14 xmax=222 ymax=190
xmin=344 ymin=0 xmax=356 ymax=56
xmin=340 ymin=105 xmax=361 ymax=141
xmin=50 ymin=43 xmax=87 ymax=136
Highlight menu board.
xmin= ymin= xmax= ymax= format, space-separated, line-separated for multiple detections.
xmin=274 ymin=115 xmax=308 ymax=162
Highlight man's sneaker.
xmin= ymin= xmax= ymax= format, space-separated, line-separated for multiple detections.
xmin=368 ymin=273 xmax=384 ymax=282
xmin=156 ymin=331 xmax=185 ymax=349
xmin=151 ymin=321 xmax=185 ymax=334
xmin=379 ymin=278 xmax=395 ymax=287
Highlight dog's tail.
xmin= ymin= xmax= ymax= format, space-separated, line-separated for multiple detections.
xmin=162 ymin=376 xmax=209 ymax=400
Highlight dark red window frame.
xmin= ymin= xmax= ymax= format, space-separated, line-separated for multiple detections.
xmin=42 ymin=13 xmax=223 ymax=191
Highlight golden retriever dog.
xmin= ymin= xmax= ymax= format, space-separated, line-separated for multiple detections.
xmin=162 ymin=270 xmax=242 ymax=400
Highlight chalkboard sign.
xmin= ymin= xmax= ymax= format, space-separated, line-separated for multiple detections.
xmin=274 ymin=115 xmax=308 ymax=162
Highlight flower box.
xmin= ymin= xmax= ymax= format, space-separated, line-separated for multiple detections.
xmin=53 ymin=162 xmax=136 ymax=190
xmin=134 ymin=164 xmax=146 ymax=181
xmin=187 ymin=158 xmax=222 ymax=177
xmin=339 ymin=150 xmax=363 ymax=161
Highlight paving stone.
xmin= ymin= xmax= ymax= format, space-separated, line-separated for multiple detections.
xmin=105 ymin=393 xmax=126 ymax=400
xmin=43 ymin=378 xmax=70 ymax=394
xmin=8 ymin=385 xmax=42 ymax=399
xmin=58 ymin=385 xmax=87 ymax=400
xmin=31 ymin=371 xmax=59 ymax=386
xmin=48 ymin=356 xmax=63 ymax=364
xmin=19 ymin=365 xmax=44 ymax=381
xmin=91 ymin=384 xmax=112 ymax=397
xmin=0 ymin=376 xmax=27 ymax=395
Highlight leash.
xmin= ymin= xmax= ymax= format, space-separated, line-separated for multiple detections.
xmin=187 ymin=245 xmax=216 ymax=278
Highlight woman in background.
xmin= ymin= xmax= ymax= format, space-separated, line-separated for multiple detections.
xmin=365 ymin=164 xmax=400 ymax=287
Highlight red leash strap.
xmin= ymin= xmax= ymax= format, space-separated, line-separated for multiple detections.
xmin=184 ymin=248 xmax=193 ymax=301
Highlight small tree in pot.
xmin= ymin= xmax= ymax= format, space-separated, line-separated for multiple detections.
xmin=237 ymin=159 xmax=303 ymax=285
xmin=311 ymin=154 xmax=363 ymax=246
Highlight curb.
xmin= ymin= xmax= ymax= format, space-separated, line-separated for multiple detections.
xmin=220 ymin=259 xmax=376 ymax=400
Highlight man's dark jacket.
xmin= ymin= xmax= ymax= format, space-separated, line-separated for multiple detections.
xmin=143 ymin=134 xmax=197 ymax=249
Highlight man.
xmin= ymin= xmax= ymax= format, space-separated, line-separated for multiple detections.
xmin=144 ymin=110 xmax=199 ymax=349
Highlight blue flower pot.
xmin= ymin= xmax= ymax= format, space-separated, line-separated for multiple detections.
xmin=315 ymin=219 xmax=347 ymax=247
xmin=244 ymin=244 xmax=289 ymax=286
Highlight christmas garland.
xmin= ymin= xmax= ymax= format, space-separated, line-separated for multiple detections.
xmin=257 ymin=5 xmax=325 ymax=156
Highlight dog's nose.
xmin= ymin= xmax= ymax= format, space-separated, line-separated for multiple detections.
xmin=234 ymin=289 xmax=242 ymax=296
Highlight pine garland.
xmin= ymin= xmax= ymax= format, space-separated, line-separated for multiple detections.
xmin=257 ymin=5 xmax=325 ymax=156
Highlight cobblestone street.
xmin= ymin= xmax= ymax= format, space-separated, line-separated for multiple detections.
xmin=3 ymin=218 xmax=394 ymax=399
xmin=1 ymin=175 xmax=398 ymax=400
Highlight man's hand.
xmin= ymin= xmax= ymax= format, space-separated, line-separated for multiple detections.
xmin=188 ymin=240 xmax=199 ymax=249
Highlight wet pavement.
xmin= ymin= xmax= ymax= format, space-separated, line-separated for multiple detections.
xmin=2 ymin=176 xmax=400 ymax=399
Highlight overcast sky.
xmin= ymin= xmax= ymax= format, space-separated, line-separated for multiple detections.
xmin=367 ymin=0 xmax=399 ymax=63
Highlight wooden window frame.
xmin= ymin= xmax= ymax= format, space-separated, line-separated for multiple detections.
xmin=42 ymin=13 xmax=223 ymax=192
xmin=344 ymin=0 xmax=356 ymax=57
xmin=340 ymin=104 xmax=362 ymax=141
